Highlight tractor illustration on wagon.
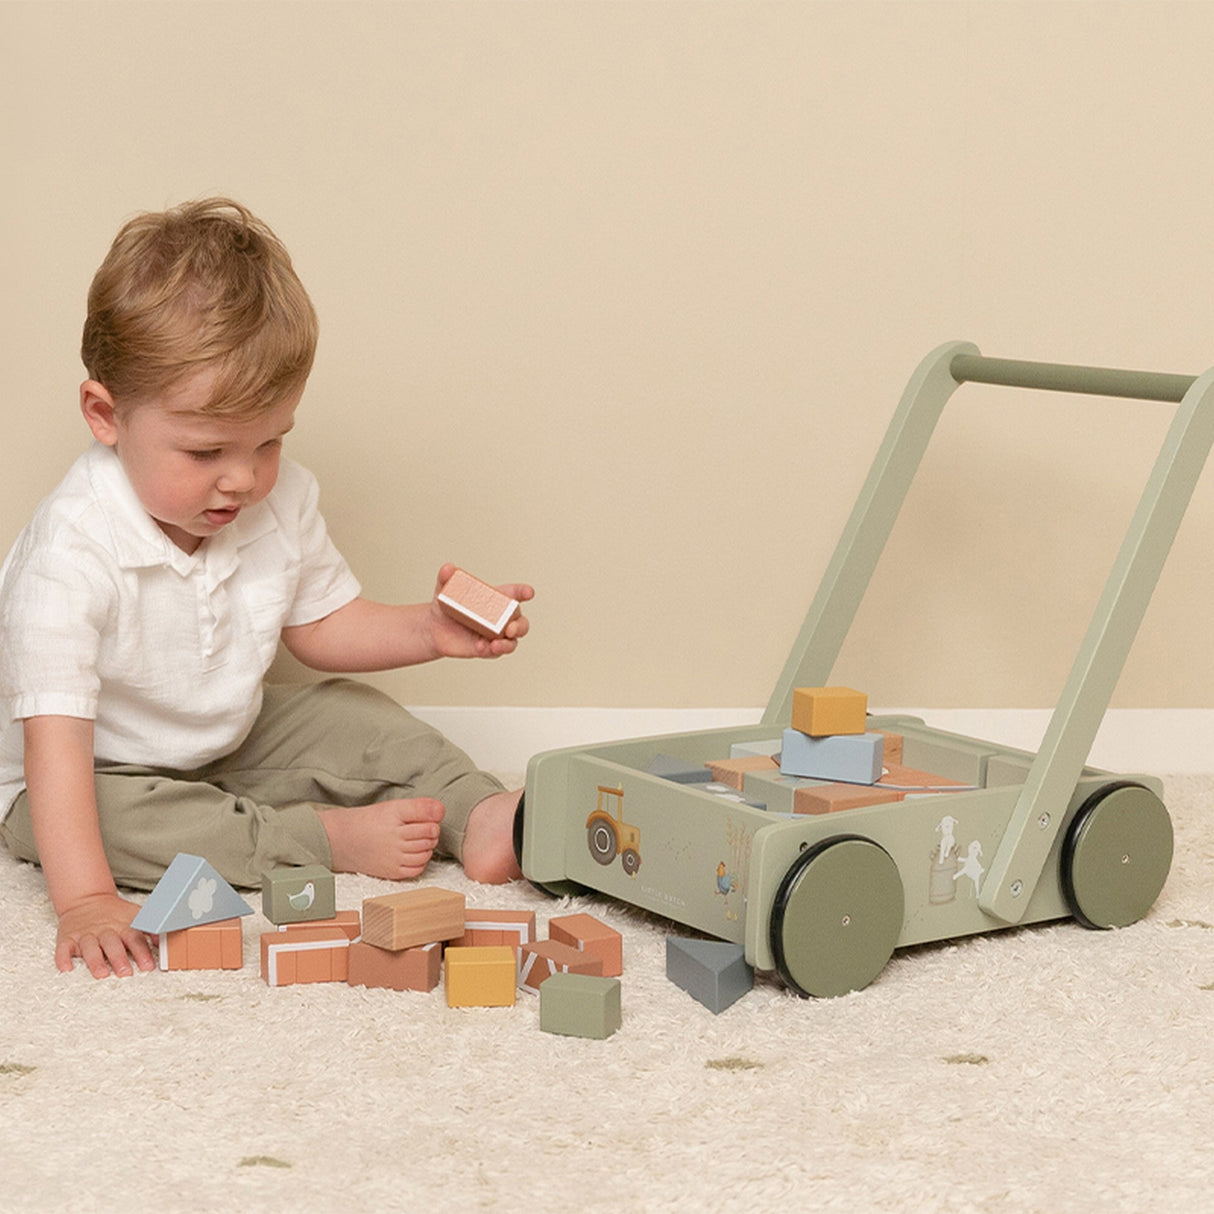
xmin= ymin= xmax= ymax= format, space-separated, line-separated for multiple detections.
xmin=519 ymin=343 xmax=1207 ymax=998
xmin=586 ymin=785 xmax=642 ymax=876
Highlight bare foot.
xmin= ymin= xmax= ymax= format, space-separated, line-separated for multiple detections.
xmin=318 ymin=798 xmax=444 ymax=880
xmin=462 ymin=790 xmax=523 ymax=884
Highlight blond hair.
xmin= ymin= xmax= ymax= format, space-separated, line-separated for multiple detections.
xmin=81 ymin=198 xmax=318 ymax=417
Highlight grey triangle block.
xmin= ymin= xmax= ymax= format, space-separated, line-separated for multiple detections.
xmin=666 ymin=936 xmax=754 ymax=1014
xmin=131 ymin=853 xmax=254 ymax=933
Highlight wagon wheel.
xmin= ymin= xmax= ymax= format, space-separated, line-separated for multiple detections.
xmin=1061 ymin=782 xmax=1173 ymax=930
xmin=587 ymin=818 xmax=618 ymax=865
xmin=770 ymin=835 xmax=904 ymax=998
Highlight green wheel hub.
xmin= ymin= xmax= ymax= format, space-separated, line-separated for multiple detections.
xmin=771 ymin=835 xmax=905 ymax=998
xmin=1062 ymin=782 xmax=1173 ymax=930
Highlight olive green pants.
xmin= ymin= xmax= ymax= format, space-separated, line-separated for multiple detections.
xmin=0 ymin=679 xmax=504 ymax=890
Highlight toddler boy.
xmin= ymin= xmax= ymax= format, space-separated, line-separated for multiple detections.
xmin=0 ymin=199 xmax=531 ymax=979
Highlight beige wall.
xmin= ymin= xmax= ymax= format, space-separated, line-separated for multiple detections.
xmin=4 ymin=1 xmax=1214 ymax=711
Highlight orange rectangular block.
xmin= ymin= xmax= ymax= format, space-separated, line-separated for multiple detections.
xmin=451 ymin=908 xmax=537 ymax=951
xmin=261 ymin=927 xmax=351 ymax=986
xmin=791 ymin=687 xmax=867 ymax=737
xmin=879 ymin=764 xmax=968 ymax=791
xmin=548 ymin=913 xmax=623 ymax=977
xmin=793 ymin=783 xmax=903 ymax=815
xmin=275 ymin=910 xmax=361 ymax=940
xmin=348 ymin=940 xmax=441 ymax=992
xmin=160 ymin=917 xmax=243 ymax=971
xmin=445 ymin=945 xmax=518 ymax=1007
xmin=876 ymin=731 xmax=903 ymax=765
xmin=437 ymin=568 xmax=521 ymax=639
xmin=518 ymin=939 xmax=604 ymax=992
xmin=706 ymin=755 xmax=779 ymax=790
xmin=361 ymin=887 xmax=466 ymax=951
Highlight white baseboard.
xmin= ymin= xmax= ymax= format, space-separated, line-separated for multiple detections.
xmin=406 ymin=706 xmax=1214 ymax=776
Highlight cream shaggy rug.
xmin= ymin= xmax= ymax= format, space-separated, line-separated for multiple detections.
xmin=2 ymin=774 xmax=1212 ymax=1213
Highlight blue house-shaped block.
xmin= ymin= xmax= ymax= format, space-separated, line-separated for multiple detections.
xmin=131 ymin=854 xmax=254 ymax=934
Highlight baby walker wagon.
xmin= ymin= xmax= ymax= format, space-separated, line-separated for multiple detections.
xmin=519 ymin=341 xmax=1214 ymax=996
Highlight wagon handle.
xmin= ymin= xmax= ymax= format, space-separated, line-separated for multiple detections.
xmin=950 ymin=353 xmax=1196 ymax=403
xmin=763 ymin=341 xmax=1214 ymax=924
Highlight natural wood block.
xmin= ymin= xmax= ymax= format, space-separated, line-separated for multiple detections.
xmin=361 ymin=887 xmax=466 ymax=951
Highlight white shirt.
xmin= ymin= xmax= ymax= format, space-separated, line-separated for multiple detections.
xmin=0 ymin=443 xmax=361 ymax=819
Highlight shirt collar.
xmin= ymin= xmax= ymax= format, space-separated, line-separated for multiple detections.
xmin=85 ymin=442 xmax=276 ymax=578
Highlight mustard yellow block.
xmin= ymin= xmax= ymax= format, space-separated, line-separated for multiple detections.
xmin=445 ymin=945 xmax=518 ymax=1008
xmin=791 ymin=686 xmax=867 ymax=736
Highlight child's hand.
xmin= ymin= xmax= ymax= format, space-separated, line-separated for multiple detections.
xmin=431 ymin=563 xmax=534 ymax=658
xmin=55 ymin=892 xmax=157 ymax=979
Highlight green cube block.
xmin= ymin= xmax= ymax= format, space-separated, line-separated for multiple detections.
xmin=539 ymin=972 xmax=622 ymax=1039
xmin=261 ymin=864 xmax=336 ymax=924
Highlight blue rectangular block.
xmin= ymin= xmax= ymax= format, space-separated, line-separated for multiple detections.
xmin=780 ymin=729 xmax=884 ymax=784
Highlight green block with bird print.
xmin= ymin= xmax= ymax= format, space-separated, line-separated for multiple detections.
xmin=261 ymin=864 xmax=337 ymax=925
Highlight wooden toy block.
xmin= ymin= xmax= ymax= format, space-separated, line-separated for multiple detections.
xmin=445 ymin=946 xmax=518 ymax=1008
xmin=876 ymin=730 xmax=903 ymax=765
xmin=780 ymin=728 xmax=884 ymax=784
xmin=879 ymin=764 xmax=970 ymax=791
xmin=793 ymin=782 xmax=904 ymax=815
xmin=739 ymin=768 xmax=831 ymax=815
xmin=131 ymin=853 xmax=254 ymax=934
xmin=790 ymin=686 xmax=867 ymax=737
xmin=548 ymin=912 xmax=623 ymax=977
xmin=274 ymin=910 xmax=361 ymax=940
xmin=518 ymin=939 xmax=604 ymax=992
xmin=666 ymin=936 xmax=753 ymax=1014
xmin=436 ymin=568 xmax=520 ymax=639
xmin=646 ymin=754 xmax=714 ymax=784
xmin=159 ymin=917 xmax=243 ymax=971
xmin=706 ymin=755 xmax=779 ymax=790
xmin=261 ymin=864 xmax=337 ymax=925
xmin=260 ymin=927 xmax=351 ymax=987
xmin=348 ymin=940 xmax=441 ymax=992
xmin=539 ymin=973 xmax=622 ymax=1039
xmin=451 ymin=908 xmax=536 ymax=951
xmin=361 ymin=887 xmax=466 ymax=951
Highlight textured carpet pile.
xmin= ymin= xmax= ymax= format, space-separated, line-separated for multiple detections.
xmin=2 ymin=774 xmax=1212 ymax=1212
